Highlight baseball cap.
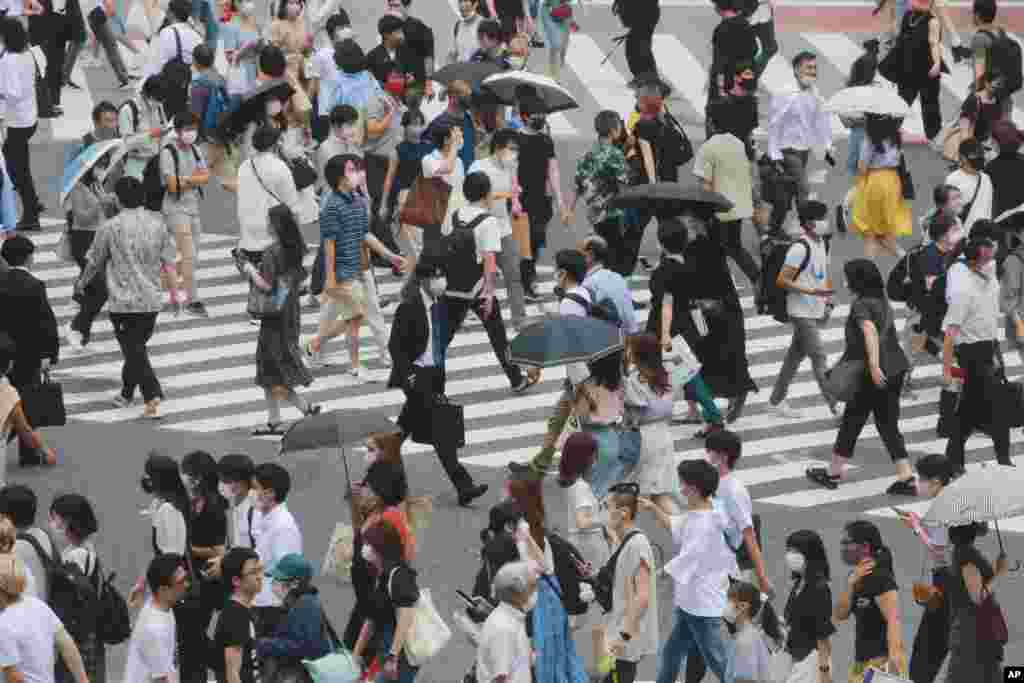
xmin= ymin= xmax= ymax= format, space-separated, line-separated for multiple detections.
xmin=266 ymin=554 xmax=314 ymax=581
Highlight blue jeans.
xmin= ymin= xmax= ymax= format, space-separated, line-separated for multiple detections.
xmin=583 ymin=424 xmax=623 ymax=500
xmin=656 ymin=608 xmax=733 ymax=683
xmin=373 ymin=623 xmax=419 ymax=683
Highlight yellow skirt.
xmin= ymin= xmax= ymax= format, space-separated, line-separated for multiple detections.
xmin=851 ymin=168 xmax=912 ymax=238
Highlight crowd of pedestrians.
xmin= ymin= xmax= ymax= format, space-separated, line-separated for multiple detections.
xmin=0 ymin=0 xmax=1022 ymax=679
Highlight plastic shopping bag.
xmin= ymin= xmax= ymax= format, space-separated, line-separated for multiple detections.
xmin=321 ymin=522 xmax=354 ymax=584
xmin=667 ymin=335 xmax=701 ymax=391
xmin=403 ymin=588 xmax=452 ymax=666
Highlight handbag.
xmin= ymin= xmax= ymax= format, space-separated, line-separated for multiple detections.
xmin=287 ymin=155 xmax=318 ymax=191
xmin=320 ymin=522 xmax=354 ymax=584
xmin=511 ymin=213 xmax=532 ymax=259
xmin=390 ymin=568 xmax=451 ymax=666
xmin=911 ymin=551 xmax=943 ymax=610
xmin=430 ymin=395 xmax=466 ymax=450
xmin=897 ymin=154 xmax=914 ymax=201
xmin=247 ymin=275 xmax=289 ymax=319
xmin=19 ymin=367 xmax=66 ymax=428
xmin=976 ymin=586 xmax=1009 ymax=644
xmin=667 ymin=334 xmax=701 ymax=390
xmin=824 ymin=307 xmax=891 ymax=402
xmin=399 ymin=176 xmax=451 ymax=228
xmin=31 ymin=52 xmax=56 ymax=119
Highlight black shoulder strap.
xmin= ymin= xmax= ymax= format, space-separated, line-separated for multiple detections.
xmin=795 ymin=238 xmax=813 ymax=276
xmin=124 ymin=100 xmax=140 ymax=132
xmin=563 ymin=292 xmax=591 ymax=313
xmin=172 ymin=27 xmax=183 ymax=60
xmin=250 ymin=158 xmax=283 ymax=205
xmin=16 ymin=532 xmax=54 ymax=572
xmin=247 ymin=505 xmax=256 ymax=548
xmin=609 ymin=530 xmax=642 ymax=571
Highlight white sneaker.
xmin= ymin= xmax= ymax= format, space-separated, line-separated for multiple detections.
xmin=770 ymin=400 xmax=803 ymax=419
xmin=303 ymin=339 xmax=325 ymax=367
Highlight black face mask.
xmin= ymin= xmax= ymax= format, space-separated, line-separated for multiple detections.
xmin=141 ymin=476 xmax=154 ymax=495
xmin=527 ymin=114 xmax=546 ymax=130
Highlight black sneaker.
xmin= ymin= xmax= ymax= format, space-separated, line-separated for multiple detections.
xmin=507 ymin=461 xmax=543 ymax=479
xmin=726 ymin=391 xmax=748 ymax=423
xmin=524 ymin=287 xmax=542 ymax=303
xmin=64 ymin=79 xmax=82 ymax=90
xmin=457 ymin=483 xmax=489 ymax=507
xmin=186 ymin=301 xmax=209 ymax=318
xmin=806 ymin=467 xmax=840 ymax=490
xmin=886 ymin=478 xmax=917 ymax=496
xmin=16 ymin=216 xmax=41 ymax=231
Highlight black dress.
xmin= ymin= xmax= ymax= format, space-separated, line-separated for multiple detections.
xmin=255 ymin=244 xmax=313 ymax=390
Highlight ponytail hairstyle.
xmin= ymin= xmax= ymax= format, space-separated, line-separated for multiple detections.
xmin=729 ymin=580 xmax=784 ymax=648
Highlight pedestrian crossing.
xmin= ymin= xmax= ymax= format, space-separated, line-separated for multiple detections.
xmin=32 ymin=229 xmax=1024 ymax=525
xmin=32 ymin=16 xmax=1024 ymax=148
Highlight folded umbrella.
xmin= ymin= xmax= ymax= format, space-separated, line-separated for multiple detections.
xmin=430 ymin=61 xmax=504 ymax=87
xmin=610 ymin=183 xmax=733 ymax=215
xmin=826 ymin=85 xmax=910 ymax=118
xmin=509 ymin=317 xmax=624 ymax=369
xmin=481 ymin=71 xmax=579 ymax=113
xmin=60 ymin=139 xmax=125 ymax=207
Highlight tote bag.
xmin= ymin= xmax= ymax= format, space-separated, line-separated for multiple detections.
xmin=399 ymin=176 xmax=450 ymax=227
xmin=389 ymin=568 xmax=452 ymax=667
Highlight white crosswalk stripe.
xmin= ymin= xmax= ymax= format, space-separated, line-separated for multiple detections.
xmin=39 ymin=26 xmax=1024 ymax=147
xmin=29 ymin=229 xmax=1024 ymax=526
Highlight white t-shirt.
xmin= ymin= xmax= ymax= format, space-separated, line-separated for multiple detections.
xmin=665 ymin=509 xmax=735 ymax=617
xmin=945 ymin=169 xmax=993 ymax=235
xmin=475 ymin=602 xmax=533 ymax=683
xmin=143 ymin=22 xmax=203 ymax=82
xmin=13 ymin=528 xmax=52 ymax=600
xmin=567 ymin=480 xmax=600 ymax=534
xmin=238 ymin=153 xmax=301 ymax=251
xmin=0 ymin=595 xmax=63 ymax=683
xmin=468 ymin=157 xmax=514 ymax=239
xmin=123 ymin=604 xmax=178 ymax=683
xmin=715 ymin=475 xmax=754 ymax=547
xmin=152 ymin=501 xmax=188 ymax=556
xmin=0 ymin=51 xmax=38 ymax=129
xmin=229 ymin=494 xmax=257 ymax=550
xmin=310 ymin=46 xmax=340 ymax=116
xmin=784 ymin=236 xmax=829 ymax=319
xmin=252 ymin=504 xmax=303 ymax=607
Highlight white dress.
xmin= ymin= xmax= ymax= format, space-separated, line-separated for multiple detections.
xmin=623 ymin=373 xmax=678 ymax=497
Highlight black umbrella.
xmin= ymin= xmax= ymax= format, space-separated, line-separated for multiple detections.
xmin=279 ymin=408 xmax=399 ymax=494
xmin=430 ymin=61 xmax=504 ymax=86
xmin=610 ymin=183 xmax=733 ymax=215
xmin=221 ymin=78 xmax=294 ymax=138
xmin=509 ymin=317 xmax=624 ymax=369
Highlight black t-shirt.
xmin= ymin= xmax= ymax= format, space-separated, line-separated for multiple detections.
xmin=783 ymin=576 xmax=836 ymax=662
xmin=371 ymin=563 xmax=420 ymax=631
xmin=191 ymin=495 xmax=228 ymax=549
xmin=401 ymin=16 xmax=435 ymax=80
xmin=646 ymin=257 xmax=694 ymax=339
xmin=215 ymin=600 xmax=260 ymax=683
xmin=516 ymin=131 xmax=556 ymax=200
xmin=841 ymin=297 xmax=909 ymax=378
xmin=851 ymin=561 xmax=899 ymax=662
xmin=711 ymin=16 xmax=757 ymax=89
xmin=634 ymin=117 xmax=686 ymax=183
xmin=495 ymin=0 xmax=526 ymax=18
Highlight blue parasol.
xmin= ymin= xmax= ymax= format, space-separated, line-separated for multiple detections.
xmin=59 ymin=139 xmax=125 ymax=207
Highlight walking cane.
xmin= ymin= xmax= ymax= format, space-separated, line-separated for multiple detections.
xmin=601 ymin=33 xmax=627 ymax=65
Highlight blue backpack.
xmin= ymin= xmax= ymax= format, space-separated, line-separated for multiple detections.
xmin=194 ymin=77 xmax=230 ymax=138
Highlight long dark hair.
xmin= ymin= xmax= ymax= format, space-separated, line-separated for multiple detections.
xmin=844 ymin=258 xmax=887 ymax=300
xmin=866 ymin=113 xmax=902 ymax=153
xmin=785 ymin=529 xmax=830 ymax=582
xmin=949 ymin=522 xmax=994 ymax=581
xmin=587 ymin=350 xmax=623 ymax=391
xmin=145 ymin=452 xmax=190 ymax=520
xmin=181 ymin=450 xmax=226 ymax=513
xmin=268 ymin=205 xmax=307 ymax=275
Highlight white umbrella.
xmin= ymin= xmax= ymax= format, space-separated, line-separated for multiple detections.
xmin=923 ymin=464 xmax=1024 ymax=527
xmin=481 ymin=71 xmax=579 ymax=113
xmin=826 ymin=85 xmax=911 ymax=118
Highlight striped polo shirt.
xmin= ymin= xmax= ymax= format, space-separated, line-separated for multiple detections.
xmin=319 ymin=190 xmax=368 ymax=282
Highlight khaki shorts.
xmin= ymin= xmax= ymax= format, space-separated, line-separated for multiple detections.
xmin=322 ymin=278 xmax=367 ymax=321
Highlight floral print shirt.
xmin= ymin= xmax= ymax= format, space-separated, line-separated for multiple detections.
xmin=79 ymin=209 xmax=177 ymax=313
xmin=574 ymin=140 xmax=628 ymax=226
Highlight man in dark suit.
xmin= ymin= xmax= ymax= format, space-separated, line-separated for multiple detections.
xmin=0 ymin=235 xmax=59 ymax=462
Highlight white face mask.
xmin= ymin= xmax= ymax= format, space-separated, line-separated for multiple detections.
xmin=239 ymin=1 xmax=255 ymax=14
xmin=180 ymin=130 xmax=198 ymax=146
xmin=334 ymin=27 xmax=353 ymax=42
xmin=722 ymin=602 xmax=737 ymax=624
xmin=364 ymin=448 xmax=380 ymax=466
xmin=523 ymin=591 xmax=538 ymax=612
xmin=798 ymin=74 xmax=817 ymax=89
xmin=499 ymin=149 xmax=518 ymax=166
xmin=785 ymin=551 xmax=806 ymax=574
xmin=49 ymin=519 xmax=68 ymax=544
xmin=338 ymin=125 xmax=358 ymax=143
xmin=428 ymin=277 xmax=447 ymax=297
xmin=218 ymin=482 xmax=235 ymax=500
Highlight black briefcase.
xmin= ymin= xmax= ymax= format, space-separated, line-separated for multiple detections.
xmin=431 ymin=396 xmax=466 ymax=450
xmin=20 ymin=369 xmax=67 ymax=428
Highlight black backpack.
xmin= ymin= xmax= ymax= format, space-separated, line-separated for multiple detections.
xmin=756 ymin=236 xmax=820 ymax=323
xmin=442 ymin=211 xmax=489 ymax=297
xmin=886 ymin=244 xmax=926 ymax=303
xmin=160 ymin=27 xmax=192 ymax=118
xmin=562 ymin=289 xmax=622 ymax=328
xmin=142 ymin=143 xmax=204 ymax=211
xmin=919 ymin=259 xmax=963 ymax=339
xmin=981 ymin=29 xmax=1023 ymax=98
xmin=547 ymin=533 xmax=588 ymax=617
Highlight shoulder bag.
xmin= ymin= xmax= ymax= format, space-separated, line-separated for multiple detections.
xmin=591 ymin=530 xmax=642 ymax=614
xmin=399 ymin=175 xmax=451 ymax=228
xmin=823 ymin=303 xmax=891 ymax=403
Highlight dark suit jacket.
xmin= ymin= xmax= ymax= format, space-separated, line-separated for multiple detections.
xmin=365 ymin=44 xmax=424 ymax=88
xmin=0 ymin=269 xmax=60 ymax=383
xmin=387 ymin=295 xmax=429 ymax=390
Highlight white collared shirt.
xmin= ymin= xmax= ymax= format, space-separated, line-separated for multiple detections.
xmin=0 ymin=51 xmax=38 ymax=129
xmin=943 ymin=266 xmax=1000 ymax=344
xmin=251 ymin=503 xmax=302 ymax=607
xmin=767 ymin=85 xmax=832 ymax=161
xmin=476 ymin=602 xmax=533 ymax=683
xmin=228 ymin=493 xmax=256 ymax=550
xmin=415 ymin=289 xmax=438 ymax=369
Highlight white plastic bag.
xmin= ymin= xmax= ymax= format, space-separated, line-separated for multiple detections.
xmin=320 ymin=522 xmax=354 ymax=584
xmin=403 ymin=588 xmax=452 ymax=666
xmin=667 ymin=334 xmax=700 ymax=390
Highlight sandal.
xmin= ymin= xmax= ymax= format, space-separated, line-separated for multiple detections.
xmin=806 ymin=467 xmax=840 ymax=490
xmin=886 ymin=478 xmax=917 ymax=496
xmin=252 ymin=423 xmax=286 ymax=437
xmin=304 ymin=405 xmax=322 ymax=417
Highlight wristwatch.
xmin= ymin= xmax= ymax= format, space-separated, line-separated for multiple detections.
xmin=619 ymin=631 xmax=632 ymax=642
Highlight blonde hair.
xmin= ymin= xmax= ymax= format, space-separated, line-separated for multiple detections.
xmin=0 ymin=554 xmax=27 ymax=601
xmin=0 ymin=516 xmax=16 ymax=554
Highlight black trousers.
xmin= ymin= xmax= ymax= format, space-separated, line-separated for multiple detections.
xmin=3 ymin=124 xmax=41 ymax=219
xmin=624 ymin=14 xmax=659 ymax=80
xmin=399 ymin=366 xmax=475 ymax=493
xmin=945 ymin=340 xmax=1012 ymax=471
xmin=605 ymin=660 xmax=638 ymax=683
xmin=898 ymin=76 xmax=942 ymax=141
xmin=41 ymin=12 xmax=73 ymax=107
xmin=175 ymin=593 xmax=217 ymax=683
xmin=712 ymin=218 xmax=760 ymax=286
xmin=834 ymin=371 xmax=909 ymax=462
xmin=909 ymin=568 xmax=951 ymax=683
xmin=442 ymin=295 xmax=522 ymax=387
xmin=70 ymin=230 xmax=108 ymax=343
xmin=109 ymin=312 xmax=163 ymax=403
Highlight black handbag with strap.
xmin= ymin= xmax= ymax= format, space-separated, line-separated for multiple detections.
xmin=20 ymin=367 xmax=66 ymax=428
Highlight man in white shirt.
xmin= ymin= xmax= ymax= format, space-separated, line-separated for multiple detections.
xmin=476 ymin=561 xmax=536 ymax=683
xmin=765 ymin=52 xmax=835 ymax=232
xmin=441 ymin=171 xmax=534 ymax=394
xmin=508 ymin=248 xmax=590 ymax=479
xmin=123 ymin=554 xmax=188 ymax=683
xmin=142 ymin=0 xmax=202 ymax=105
xmin=235 ymin=125 xmax=300 ymax=266
xmin=249 ymin=463 xmax=302 ymax=636
xmin=945 ymin=138 xmax=993 ymax=236
xmin=469 ymin=129 xmax=526 ymax=328
xmin=308 ymin=15 xmax=347 ymax=142
xmin=449 ymin=0 xmax=484 ymax=65
xmin=0 ymin=485 xmax=54 ymax=600
xmin=0 ymin=556 xmax=89 ymax=683
xmin=768 ymin=200 xmax=837 ymax=419
xmin=205 ymin=453 xmax=257 ymax=583
xmin=642 ymin=460 xmax=736 ymax=683
xmin=942 ymin=233 xmax=1011 ymax=476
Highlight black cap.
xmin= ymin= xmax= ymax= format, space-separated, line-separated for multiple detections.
xmin=797 ymin=199 xmax=828 ymax=224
